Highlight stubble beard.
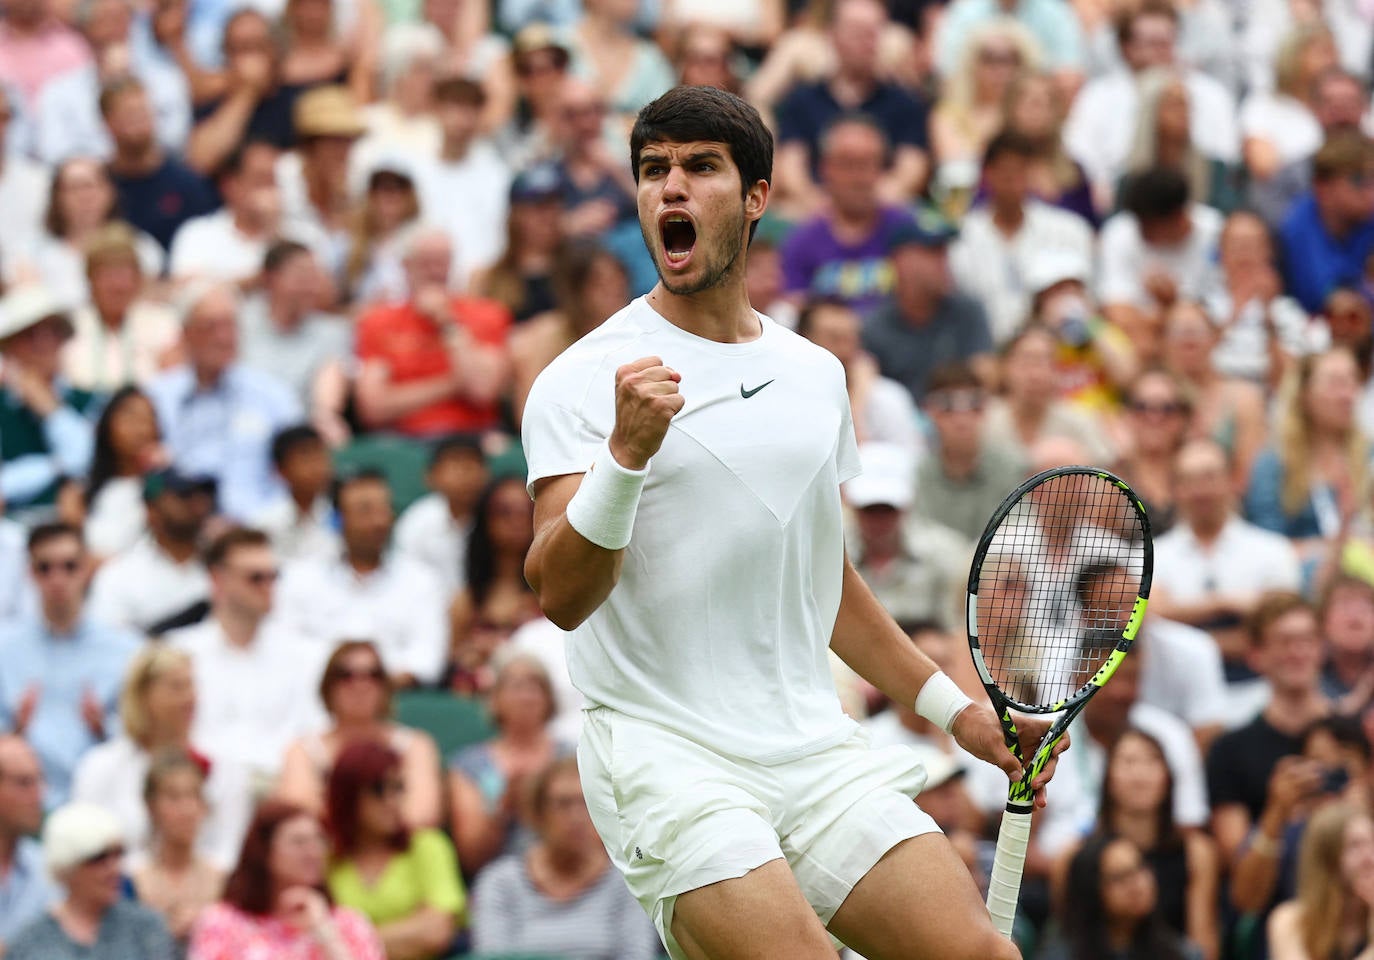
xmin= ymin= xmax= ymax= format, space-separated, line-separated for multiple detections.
xmin=644 ymin=206 xmax=747 ymax=297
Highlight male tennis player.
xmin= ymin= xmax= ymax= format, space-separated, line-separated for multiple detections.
xmin=521 ymin=86 xmax=1065 ymax=960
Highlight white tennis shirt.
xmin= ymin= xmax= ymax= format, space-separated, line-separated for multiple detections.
xmin=522 ymin=297 xmax=862 ymax=764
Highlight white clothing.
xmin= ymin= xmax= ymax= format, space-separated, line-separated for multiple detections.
xmin=251 ymin=496 xmax=339 ymax=564
xmin=70 ymin=734 xmax=253 ymax=870
xmin=87 ymin=536 xmax=210 ymax=633
xmin=1138 ymin=618 xmax=1229 ymax=731
xmin=84 ymin=478 xmax=148 ymax=559
xmin=1240 ymin=93 xmax=1323 ymax=167
xmin=275 ymin=151 xmax=349 ymax=278
xmin=1097 ymin=204 xmax=1224 ymax=309
xmin=507 ymin=616 xmax=583 ymax=744
xmin=0 ymin=518 xmax=36 ymax=624
xmin=858 ymin=377 xmax=924 ymax=463
xmin=1243 ymin=0 xmax=1372 ymax=93
xmin=1201 ymin=284 xmax=1310 ymax=383
xmin=1064 ymin=69 xmax=1239 ymax=197
xmin=426 ymin=142 xmax=512 ymax=289
xmin=32 ymin=60 xmax=189 ymax=166
xmin=237 ymin=295 xmax=351 ymax=407
xmin=1035 ymin=701 xmax=1209 ymax=857
xmin=522 ymin=297 xmax=861 ymax=763
xmin=393 ymin=492 xmax=470 ymax=595
xmin=21 ymin=232 xmax=164 ymax=307
xmin=950 ymin=201 xmax=1096 ymax=344
xmin=861 ymin=709 xmax=1010 ymax=815
xmin=1153 ymin=516 xmax=1302 ymax=604
xmin=0 ymin=155 xmax=48 ymax=279
xmin=166 ymin=617 xmax=328 ymax=779
xmin=169 ymin=210 xmax=327 ymax=284
xmin=274 ymin=553 xmax=450 ymax=685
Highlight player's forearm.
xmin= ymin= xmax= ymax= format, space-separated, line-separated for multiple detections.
xmin=829 ymin=560 xmax=939 ymax=707
xmin=525 ymin=512 xmax=624 ymax=631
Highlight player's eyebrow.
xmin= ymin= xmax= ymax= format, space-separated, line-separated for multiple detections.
xmin=637 ymin=151 xmax=669 ymax=171
xmin=684 ymin=149 xmax=725 ymax=165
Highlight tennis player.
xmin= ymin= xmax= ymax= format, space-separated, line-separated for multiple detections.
xmin=521 ymin=85 xmax=1065 ymax=960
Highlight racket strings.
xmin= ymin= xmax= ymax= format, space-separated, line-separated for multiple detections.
xmin=976 ymin=472 xmax=1146 ymax=709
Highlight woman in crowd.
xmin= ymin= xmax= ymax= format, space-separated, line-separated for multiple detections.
xmin=343 ymin=162 xmax=422 ymax=306
xmin=82 ymin=386 xmax=167 ymax=559
xmin=671 ymin=24 xmax=744 ymax=94
xmin=449 ymin=475 xmax=540 ymax=660
xmin=1161 ymin=300 xmax=1268 ymax=491
xmin=999 ymin=72 xmax=1095 ymax=224
xmin=471 ymin=757 xmax=660 ymax=960
xmin=325 ymin=741 xmax=464 ymax=960
xmin=449 ymin=651 xmax=563 ymax=877
xmin=359 ymin=24 xmax=443 ymax=158
xmin=188 ymin=801 xmax=384 ymax=960
xmin=1114 ymin=368 xmax=1196 ymax=534
xmin=278 ymin=0 xmax=365 ymax=101
xmin=132 ymin=750 xmax=226 ymax=952
xmin=472 ymin=176 xmax=565 ymax=322
xmin=566 ymin=0 xmax=676 ymax=123
xmin=8 ymin=803 xmax=175 ymax=960
xmin=276 ymin=641 xmax=443 ymax=830
xmin=1240 ymin=24 xmax=1335 ymax=185
xmin=1268 ymin=802 xmax=1374 ymax=960
xmin=1038 ymin=833 xmax=1197 ymax=960
xmin=71 ymin=645 xmax=252 ymax=870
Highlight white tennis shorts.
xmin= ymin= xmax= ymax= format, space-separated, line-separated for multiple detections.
xmin=577 ymin=706 xmax=940 ymax=959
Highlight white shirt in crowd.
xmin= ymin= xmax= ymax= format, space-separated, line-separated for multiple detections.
xmin=1201 ymin=283 xmax=1310 ymax=383
xmin=168 ymin=210 xmax=327 ymax=285
xmin=71 ymin=734 xmax=253 ymax=871
xmin=1243 ymin=0 xmax=1372 ymax=94
xmin=425 ymin=142 xmax=512 ymax=289
xmin=1097 ymin=204 xmax=1224 ymax=310
xmin=1239 ymin=93 xmax=1323 ymax=167
xmin=167 ymin=617 xmax=328 ymax=780
xmin=393 ymin=492 xmax=471 ymax=596
xmin=507 ymin=616 xmax=584 ymax=745
xmin=87 ymin=536 xmax=210 ymax=633
xmin=950 ymin=201 xmax=1096 ymax=344
xmin=33 ymin=58 xmax=189 ymax=166
xmin=252 ymin=496 xmax=340 ymax=565
xmin=523 ymin=297 xmax=860 ymax=762
xmin=84 ymin=478 xmax=149 ymax=559
xmin=0 ymin=154 xmax=51 ymax=283
xmin=1153 ymin=516 xmax=1302 ymax=606
xmin=274 ymin=553 xmax=449 ymax=685
xmin=0 ymin=518 xmax=36 ymax=624
xmin=21 ymin=231 xmax=164 ymax=307
xmin=1138 ymin=618 xmax=1230 ymax=732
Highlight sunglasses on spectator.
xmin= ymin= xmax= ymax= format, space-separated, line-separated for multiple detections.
xmin=33 ymin=558 xmax=80 ymax=577
xmin=336 ymin=666 xmax=386 ymax=683
xmin=1128 ymin=400 xmax=1187 ymax=416
xmin=926 ymin=390 xmax=985 ymax=413
xmin=81 ymin=846 xmax=124 ymax=867
xmin=368 ymin=778 xmax=405 ymax=799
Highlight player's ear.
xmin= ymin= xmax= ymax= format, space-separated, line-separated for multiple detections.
xmin=745 ymin=179 xmax=769 ymax=224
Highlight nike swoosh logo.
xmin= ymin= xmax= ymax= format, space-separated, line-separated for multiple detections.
xmin=740 ymin=380 xmax=775 ymax=399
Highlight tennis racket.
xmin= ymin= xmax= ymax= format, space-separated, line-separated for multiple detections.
xmin=968 ymin=466 xmax=1152 ymax=938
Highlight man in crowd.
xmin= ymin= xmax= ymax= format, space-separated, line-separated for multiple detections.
xmin=0 ymin=736 xmax=52 ymax=948
xmin=0 ymin=525 xmax=139 ymax=808
xmin=429 ymin=76 xmax=510 ymax=288
xmin=394 ymin=436 xmax=489 ymax=596
xmin=253 ymin=424 xmax=339 ymax=564
xmin=0 ymin=0 xmax=90 ymax=112
xmin=1279 ymin=133 xmax=1374 ymax=313
xmin=276 ymin=84 xmax=363 ymax=280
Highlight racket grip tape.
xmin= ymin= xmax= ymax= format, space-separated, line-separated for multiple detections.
xmin=986 ymin=805 xmax=1033 ymax=939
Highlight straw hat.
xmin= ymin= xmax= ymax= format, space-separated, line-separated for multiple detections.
xmin=295 ymin=85 xmax=366 ymax=139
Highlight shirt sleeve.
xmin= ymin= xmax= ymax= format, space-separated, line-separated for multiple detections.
xmin=1097 ymin=216 xmax=1145 ymax=306
xmin=1205 ymin=732 xmax=1244 ymax=810
xmin=411 ymin=830 xmax=467 ymax=920
xmin=837 ymin=375 xmax=862 ymax=485
xmin=521 ymin=372 xmax=607 ymax=496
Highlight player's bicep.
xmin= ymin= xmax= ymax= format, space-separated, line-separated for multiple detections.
xmin=525 ymin=473 xmax=586 ymax=588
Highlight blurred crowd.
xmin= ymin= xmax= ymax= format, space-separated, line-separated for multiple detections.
xmin=4 ymin=0 xmax=1374 ymax=957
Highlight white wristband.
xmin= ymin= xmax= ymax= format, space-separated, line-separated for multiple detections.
xmin=565 ymin=440 xmax=650 ymax=551
xmin=915 ymin=671 xmax=975 ymax=735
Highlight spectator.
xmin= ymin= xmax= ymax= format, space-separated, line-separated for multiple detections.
xmin=1245 ymin=348 xmax=1367 ymax=554
xmin=83 ymin=386 xmax=165 ymax=559
xmin=934 ymin=0 xmax=1083 ymax=83
xmin=0 ymin=285 xmax=99 ymax=516
xmin=1114 ymin=368 xmax=1196 ymax=534
xmin=394 ymin=435 xmax=488 ymax=596
xmin=548 ymin=80 xmax=636 ymax=240
xmin=254 ymin=425 xmax=341 ymax=564
xmin=983 ymin=325 xmax=1114 ymax=465
xmin=353 ymin=225 xmax=511 ymax=438
xmin=0 ymin=0 xmax=91 ymax=112
xmin=494 ymin=24 xmax=570 ymax=174
xmin=780 ymin=115 xmax=917 ymax=317
xmin=7 ymin=803 xmax=174 ymax=960
xmin=1279 ymin=134 xmax=1374 ymax=314
xmin=101 ymin=76 xmax=218 ymax=254
xmin=63 ymin=224 xmax=181 ymax=395
xmin=510 ymin=239 xmax=629 ymax=425
xmin=277 ymin=0 xmax=368 ymax=102
xmin=843 ymin=443 xmax=968 ymax=631
xmin=998 ymin=72 xmax=1094 ymax=224
xmin=472 ymin=167 xmax=565 ymax=322
xmin=449 ymin=652 xmax=564 ymax=876
xmin=344 ymin=156 xmax=423 ymax=305
xmin=471 ymin=756 xmax=659 ymax=960
xmin=910 ymin=362 xmax=1024 ymax=540
xmin=238 ymin=241 xmax=350 ymax=412
xmin=0 ymin=736 xmax=55 ymax=949
xmin=565 ymin=0 xmax=674 ymax=122
xmin=773 ymin=0 xmax=929 ymax=214
xmin=355 ymin=24 xmax=443 ymax=164
xmin=429 ymin=77 xmax=510 ymax=289
xmin=324 ymin=742 xmax=463 ymax=960
xmin=1097 ymin=167 xmax=1224 ymax=356
xmin=87 ymin=467 xmax=213 ymax=633
xmin=276 ymin=471 xmax=449 ymax=685
xmin=0 ymin=88 xmax=49 ymax=268
xmin=0 ymin=524 xmax=139 ymax=808
xmin=276 ymin=641 xmax=443 ymax=829
xmin=797 ymin=298 xmax=921 ymax=458
xmin=1242 ymin=0 xmax=1371 ymax=97
xmin=1319 ymin=576 xmax=1374 ymax=706
xmin=861 ymin=216 xmax=996 ymax=404
xmin=1206 ymin=592 xmax=1331 ymax=868
xmin=130 ymin=750 xmax=225 ymax=950
xmin=187 ymin=801 xmax=384 ymax=959
xmin=1064 ymin=0 xmax=1237 ymax=213
xmin=1037 ymin=833 xmax=1195 ymax=960
xmin=671 ymin=24 xmax=744 ymax=94
xmin=147 ymin=283 xmax=301 ymax=521
xmin=167 ymin=528 xmax=326 ymax=786
xmin=1266 ymin=802 xmax=1374 ymax=960
xmin=449 ymin=475 xmax=540 ymax=665
xmin=660 ymin=0 xmax=782 ymax=53
xmin=71 ymin=645 xmax=252 ymax=870
xmin=278 ymin=85 xmax=365 ymax=282
xmin=950 ymin=129 xmax=1095 ymax=344
xmin=1241 ymin=25 xmax=1334 ymax=188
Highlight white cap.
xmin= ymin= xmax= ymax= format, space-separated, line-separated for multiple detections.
xmin=0 ymin=284 xmax=73 ymax=343
xmin=43 ymin=803 xmax=124 ymax=877
xmin=844 ymin=443 xmax=916 ymax=510
xmin=1024 ymin=248 xmax=1091 ymax=296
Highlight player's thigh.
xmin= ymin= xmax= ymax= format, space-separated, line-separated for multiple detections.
xmin=670 ymin=858 xmax=839 ymax=960
xmin=828 ymin=833 xmax=1020 ymax=960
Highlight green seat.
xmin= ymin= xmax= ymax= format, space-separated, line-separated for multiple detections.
xmin=333 ymin=434 xmax=431 ymax=514
xmin=394 ymin=689 xmax=495 ymax=760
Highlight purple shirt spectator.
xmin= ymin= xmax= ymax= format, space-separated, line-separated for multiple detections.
xmin=782 ymin=207 xmax=916 ymax=317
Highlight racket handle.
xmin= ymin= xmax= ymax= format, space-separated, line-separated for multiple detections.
xmin=986 ymin=805 xmax=1033 ymax=939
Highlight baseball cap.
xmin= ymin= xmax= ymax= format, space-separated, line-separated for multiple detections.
xmin=844 ymin=443 xmax=916 ymax=510
xmin=512 ymin=22 xmax=571 ymax=66
xmin=887 ymin=207 xmax=959 ymax=252
xmin=43 ymin=803 xmax=125 ymax=877
xmin=142 ymin=467 xmax=218 ymax=502
xmin=510 ymin=164 xmax=564 ymax=204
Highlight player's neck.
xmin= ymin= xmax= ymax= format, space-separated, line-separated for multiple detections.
xmin=646 ymin=281 xmax=761 ymax=344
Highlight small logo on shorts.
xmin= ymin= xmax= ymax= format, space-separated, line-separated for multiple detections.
xmin=634 ymin=846 xmax=644 ymax=860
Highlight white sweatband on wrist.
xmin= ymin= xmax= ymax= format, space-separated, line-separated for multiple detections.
xmin=915 ymin=671 xmax=975 ymax=735
xmin=565 ymin=440 xmax=650 ymax=551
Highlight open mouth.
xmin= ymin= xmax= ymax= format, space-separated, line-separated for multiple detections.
xmin=660 ymin=212 xmax=697 ymax=266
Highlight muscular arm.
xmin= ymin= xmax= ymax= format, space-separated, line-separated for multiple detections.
xmin=524 ymin=472 xmax=624 ymax=630
xmin=829 ymin=558 xmax=941 ymax=708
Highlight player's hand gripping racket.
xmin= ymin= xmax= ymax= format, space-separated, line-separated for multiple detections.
xmin=967 ymin=466 xmax=1152 ymax=938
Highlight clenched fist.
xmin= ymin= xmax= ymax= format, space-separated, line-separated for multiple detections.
xmin=609 ymin=357 xmax=684 ymax=471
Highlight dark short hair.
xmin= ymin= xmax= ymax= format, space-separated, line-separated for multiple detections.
xmin=203 ymin=527 xmax=271 ymax=569
xmin=924 ymin=361 xmax=983 ymax=398
xmin=332 ymin=468 xmax=391 ymax=512
xmin=1247 ymin=590 xmax=1315 ymax=648
xmin=1121 ymin=166 xmax=1190 ymax=222
xmin=795 ymin=296 xmax=853 ymax=340
xmin=982 ymin=129 xmax=1040 ymax=170
xmin=263 ymin=240 xmax=311 ymax=275
xmin=27 ymin=523 xmax=84 ymax=554
xmin=1304 ymin=714 xmax=1371 ymax=761
xmin=818 ymin=112 xmax=889 ymax=160
xmin=433 ymin=76 xmax=486 ymax=108
xmin=271 ymin=424 xmax=325 ymax=468
xmin=429 ymin=434 xmax=484 ymax=470
xmin=215 ymin=138 xmax=276 ymax=185
xmin=1117 ymin=0 xmax=1178 ymax=50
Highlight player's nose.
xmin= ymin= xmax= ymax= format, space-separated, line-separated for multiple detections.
xmin=662 ymin=164 xmax=689 ymax=200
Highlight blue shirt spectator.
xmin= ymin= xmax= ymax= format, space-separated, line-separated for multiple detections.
xmin=1278 ymin=135 xmax=1374 ymax=313
xmin=146 ymin=285 xmax=301 ymax=522
xmin=0 ymin=737 xmax=56 ymax=950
